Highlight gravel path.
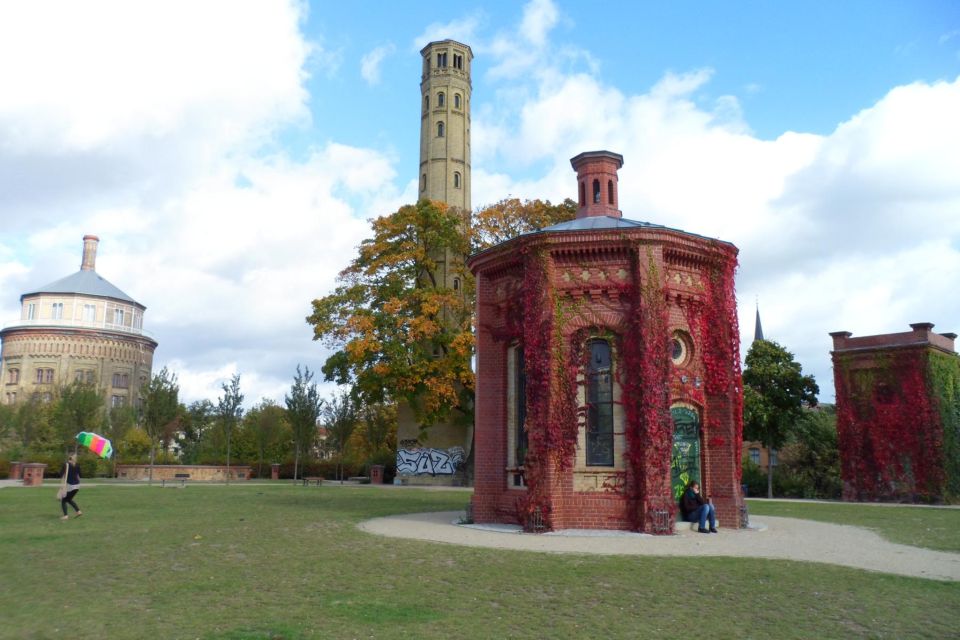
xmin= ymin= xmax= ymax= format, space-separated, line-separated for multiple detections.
xmin=359 ymin=510 xmax=960 ymax=582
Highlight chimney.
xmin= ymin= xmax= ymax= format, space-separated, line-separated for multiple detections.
xmin=81 ymin=235 xmax=99 ymax=271
xmin=570 ymin=150 xmax=624 ymax=219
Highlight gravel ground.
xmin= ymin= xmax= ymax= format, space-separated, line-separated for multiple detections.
xmin=359 ymin=510 xmax=960 ymax=582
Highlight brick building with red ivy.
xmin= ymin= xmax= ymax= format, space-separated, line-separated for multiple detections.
xmin=831 ymin=323 xmax=960 ymax=502
xmin=467 ymin=151 xmax=746 ymax=533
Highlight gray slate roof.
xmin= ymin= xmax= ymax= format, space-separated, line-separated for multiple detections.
xmin=534 ymin=215 xmax=664 ymax=233
xmin=23 ymin=270 xmax=138 ymax=305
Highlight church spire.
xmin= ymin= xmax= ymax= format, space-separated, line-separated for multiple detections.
xmin=754 ymin=301 xmax=765 ymax=343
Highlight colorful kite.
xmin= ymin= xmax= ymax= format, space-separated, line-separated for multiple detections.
xmin=76 ymin=431 xmax=113 ymax=459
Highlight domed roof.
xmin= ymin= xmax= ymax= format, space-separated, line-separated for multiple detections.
xmin=22 ymin=269 xmax=138 ymax=305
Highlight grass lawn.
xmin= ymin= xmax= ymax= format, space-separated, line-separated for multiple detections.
xmin=1 ymin=484 xmax=958 ymax=639
xmin=746 ymin=499 xmax=960 ymax=553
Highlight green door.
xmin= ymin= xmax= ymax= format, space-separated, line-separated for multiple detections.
xmin=671 ymin=407 xmax=701 ymax=502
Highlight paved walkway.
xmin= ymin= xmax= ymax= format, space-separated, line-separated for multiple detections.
xmin=359 ymin=510 xmax=960 ymax=582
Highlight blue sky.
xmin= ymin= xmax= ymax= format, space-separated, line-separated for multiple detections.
xmin=0 ymin=0 xmax=958 ymax=405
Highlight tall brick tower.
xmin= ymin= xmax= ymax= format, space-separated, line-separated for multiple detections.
xmin=419 ymin=39 xmax=472 ymax=212
xmin=394 ymin=40 xmax=474 ymax=485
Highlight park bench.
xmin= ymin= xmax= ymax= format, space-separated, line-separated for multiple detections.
xmin=302 ymin=476 xmax=323 ymax=486
xmin=162 ymin=473 xmax=190 ymax=488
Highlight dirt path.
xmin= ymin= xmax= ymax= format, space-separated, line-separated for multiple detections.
xmin=359 ymin=510 xmax=960 ymax=582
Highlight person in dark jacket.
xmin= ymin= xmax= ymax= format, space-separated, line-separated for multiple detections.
xmin=680 ymin=480 xmax=716 ymax=533
xmin=60 ymin=454 xmax=83 ymax=521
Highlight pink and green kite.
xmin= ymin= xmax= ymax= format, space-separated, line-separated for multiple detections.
xmin=76 ymin=431 xmax=113 ymax=459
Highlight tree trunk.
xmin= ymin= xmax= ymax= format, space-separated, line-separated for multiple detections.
xmin=293 ymin=443 xmax=300 ymax=482
xmin=766 ymin=455 xmax=774 ymax=499
xmin=226 ymin=428 xmax=231 ymax=486
xmin=148 ymin=445 xmax=155 ymax=486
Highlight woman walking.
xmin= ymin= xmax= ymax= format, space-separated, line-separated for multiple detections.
xmin=60 ymin=454 xmax=83 ymax=521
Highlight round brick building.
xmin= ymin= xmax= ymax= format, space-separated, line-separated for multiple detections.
xmin=468 ymin=151 xmax=745 ymax=533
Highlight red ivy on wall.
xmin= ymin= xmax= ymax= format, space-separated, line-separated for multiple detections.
xmin=835 ymin=350 xmax=947 ymax=501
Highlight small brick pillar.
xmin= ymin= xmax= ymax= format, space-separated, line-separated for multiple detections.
xmin=369 ymin=465 xmax=385 ymax=485
xmin=9 ymin=461 xmax=22 ymax=480
xmin=21 ymin=463 xmax=47 ymax=487
xmin=271 ymin=463 xmax=280 ymax=480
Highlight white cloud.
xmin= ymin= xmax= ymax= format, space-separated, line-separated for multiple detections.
xmin=413 ymin=14 xmax=483 ymax=51
xmin=520 ymin=0 xmax=560 ymax=47
xmin=360 ymin=43 xmax=396 ymax=85
xmin=0 ymin=0 xmax=402 ymax=406
xmin=467 ymin=12 xmax=960 ymax=401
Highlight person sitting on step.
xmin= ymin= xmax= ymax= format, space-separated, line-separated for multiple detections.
xmin=680 ymin=480 xmax=717 ymax=534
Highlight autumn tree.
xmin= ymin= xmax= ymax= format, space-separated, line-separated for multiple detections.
xmin=308 ymin=199 xmax=474 ymax=427
xmin=471 ymin=197 xmax=576 ymax=252
xmin=285 ymin=365 xmax=323 ymax=481
xmin=743 ymin=339 xmax=820 ymax=498
xmin=217 ymin=373 xmax=244 ymax=484
xmin=142 ymin=367 xmax=180 ymax=483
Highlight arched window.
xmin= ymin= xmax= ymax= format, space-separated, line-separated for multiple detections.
xmin=437 ymin=92 xmax=445 ymax=107
xmin=608 ymin=180 xmax=614 ymax=205
xmin=579 ymin=181 xmax=586 ymax=206
xmin=454 ymin=172 xmax=461 ymax=188
xmin=454 ymin=94 xmax=461 ymax=109
xmin=437 ymin=122 xmax=444 ymax=137
xmin=592 ymin=179 xmax=601 ymax=204
xmin=424 ymin=95 xmax=429 ymax=111
xmin=453 ymin=277 xmax=460 ymax=291
xmin=421 ymin=174 xmax=426 ymax=191
xmin=586 ymin=339 xmax=614 ymax=466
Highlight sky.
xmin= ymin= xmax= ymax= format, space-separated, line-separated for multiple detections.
xmin=0 ymin=0 xmax=958 ymax=406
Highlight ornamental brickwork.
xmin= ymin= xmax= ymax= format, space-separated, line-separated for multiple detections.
xmin=468 ymin=151 xmax=745 ymax=533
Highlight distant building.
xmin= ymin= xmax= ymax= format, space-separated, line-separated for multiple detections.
xmin=0 ymin=235 xmax=157 ymax=409
xmin=831 ymin=323 xmax=959 ymax=502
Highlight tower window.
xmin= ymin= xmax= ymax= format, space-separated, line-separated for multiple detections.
xmin=579 ymin=181 xmax=586 ymax=206
xmin=421 ymin=174 xmax=426 ymax=191
xmin=8 ymin=368 xmax=19 ymax=384
xmin=437 ymin=52 xmax=447 ymax=68
xmin=592 ymin=179 xmax=601 ymax=204
xmin=437 ymin=122 xmax=444 ymax=137
xmin=453 ymin=278 xmax=460 ymax=291
xmin=608 ymin=180 xmax=614 ymax=205
xmin=27 ymin=303 xmax=36 ymax=320
xmin=437 ymin=92 xmax=445 ymax=107
xmin=51 ymin=302 xmax=63 ymax=320
xmin=454 ymin=172 xmax=461 ymax=188
xmin=453 ymin=53 xmax=463 ymax=69
xmin=454 ymin=94 xmax=461 ymax=109
xmin=424 ymin=95 xmax=429 ymax=111
xmin=83 ymin=304 xmax=96 ymax=322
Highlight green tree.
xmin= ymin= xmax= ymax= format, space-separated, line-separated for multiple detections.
xmin=285 ymin=365 xmax=323 ymax=481
xmin=779 ymin=405 xmax=841 ymax=499
xmin=743 ymin=339 xmax=820 ymax=498
xmin=358 ymin=401 xmax=396 ymax=458
xmin=52 ymin=381 xmax=104 ymax=454
xmin=179 ymin=399 xmax=215 ymax=463
xmin=216 ymin=373 xmax=244 ymax=484
xmin=245 ymin=398 xmax=288 ymax=478
xmin=142 ymin=367 xmax=180 ymax=483
xmin=106 ymin=405 xmax=138 ymax=473
xmin=322 ymin=389 xmax=358 ymax=482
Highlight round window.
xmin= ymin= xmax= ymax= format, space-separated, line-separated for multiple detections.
xmin=670 ymin=332 xmax=692 ymax=365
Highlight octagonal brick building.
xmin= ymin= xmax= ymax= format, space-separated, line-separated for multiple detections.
xmin=468 ymin=151 xmax=745 ymax=533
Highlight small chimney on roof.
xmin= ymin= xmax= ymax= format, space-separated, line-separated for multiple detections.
xmin=80 ymin=235 xmax=99 ymax=271
xmin=570 ymin=150 xmax=623 ymax=219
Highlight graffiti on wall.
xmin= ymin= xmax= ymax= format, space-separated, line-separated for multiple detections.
xmin=396 ymin=446 xmax=465 ymax=476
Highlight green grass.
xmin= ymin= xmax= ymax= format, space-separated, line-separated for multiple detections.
xmin=1 ymin=485 xmax=958 ymax=639
xmin=746 ymin=499 xmax=960 ymax=552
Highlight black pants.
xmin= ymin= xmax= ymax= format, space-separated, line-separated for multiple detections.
xmin=61 ymin=489 xmax=80 ymax=516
